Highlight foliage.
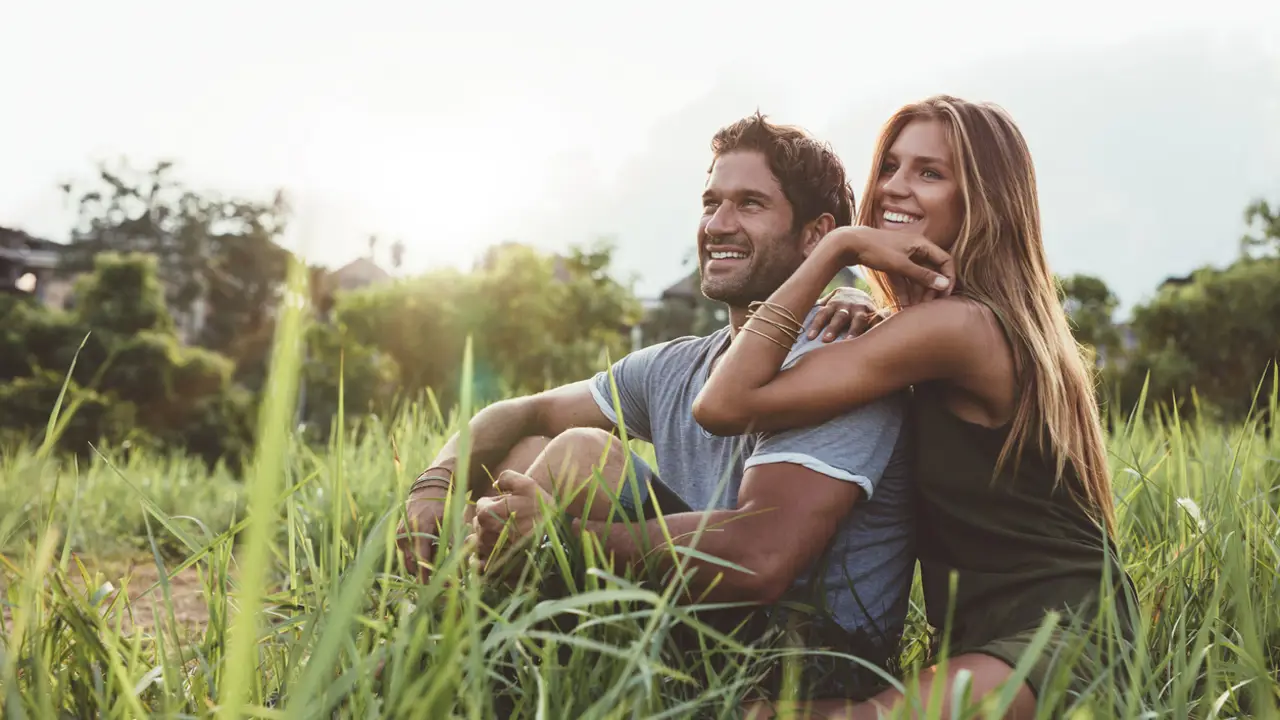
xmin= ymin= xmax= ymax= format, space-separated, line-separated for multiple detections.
xmin=1242 ymin=197 xmax=1280 ymax=258
xmin=1118 ymin=257 xmax=1280 ymax=421
xmin=0 ymin=253 xmax=248 ymax=464
xmin=1053 ymin=198 xmax=1280 ymax=425
xmin=299 ymin=318 xmax=401 ymax=438
xmin=1060 ymin=273 xmax=1123 ymax=366
xmin=1 ymin=350 xmax=1277 ymax=717
xmin=337 ymin=239 xmax=641 ymax=408
xmin=58 ymin=159 xmax=292 ymax=382
xmin=0 ymin=369 xmax=135 ymax=453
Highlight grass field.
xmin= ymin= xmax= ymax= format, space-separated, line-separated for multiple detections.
xmin=2 ymin=280 xmax=1278 ymax=718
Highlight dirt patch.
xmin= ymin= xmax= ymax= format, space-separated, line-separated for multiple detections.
xmin=101 ymin=559 xmax=212 ymax=633
xmin=1 ymin=556 xmax=211 ymax=635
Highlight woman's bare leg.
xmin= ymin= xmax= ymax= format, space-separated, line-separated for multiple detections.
xmin=742 ymin=653 xmax=1036 ymax=720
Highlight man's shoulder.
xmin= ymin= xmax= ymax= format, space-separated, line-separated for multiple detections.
xmin=781 ymin=306 xmax=843 ymax=368
xmin=631 ymin=328 xmax=730 ymax=369
xmin=771 ymin=313 xmax=909 ymax=440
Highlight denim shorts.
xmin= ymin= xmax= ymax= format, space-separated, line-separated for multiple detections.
xmin=615 ymin=451 xmax=692 ymax=519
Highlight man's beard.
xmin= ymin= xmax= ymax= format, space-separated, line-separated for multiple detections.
xmin=699 ymin=233 xmax=806 ymax=309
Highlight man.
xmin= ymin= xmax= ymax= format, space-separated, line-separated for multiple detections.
xmin=398 ymin=113 xmax=915 ymax=700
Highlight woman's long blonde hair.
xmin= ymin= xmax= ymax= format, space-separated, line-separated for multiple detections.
xmin=861 ymin=95 xmax=1116 ymax=534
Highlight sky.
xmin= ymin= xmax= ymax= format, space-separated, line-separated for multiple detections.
xmin=3 ymin=0 xmax=1279 ymax=312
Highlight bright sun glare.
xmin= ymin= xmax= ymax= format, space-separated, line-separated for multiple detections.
xmin=274 ymin=106 xmax=575 ymax=273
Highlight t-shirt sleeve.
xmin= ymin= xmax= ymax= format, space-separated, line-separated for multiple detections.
xmin=588 ymin=342 xmax=666 ymax=443
xmin=743 ymin=327 xmax=905 ymax=499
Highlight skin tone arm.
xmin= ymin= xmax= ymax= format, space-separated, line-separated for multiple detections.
xmin=417 ymin=289 xmax=882 ymax=496
xmin=575 ymin=464 xmax=860 ymax=603
xmin=692 ymin=227 xmax=1006 ymax=437
xmin=400 ymin=293 xmax=883 ymax=581
xmin=398 ymin=381 xmax=615 ymax=580
xmin=479 ymin=456 xmax=863 ymax=604
xmin=425 ymin=381 xmax=613 ymax=497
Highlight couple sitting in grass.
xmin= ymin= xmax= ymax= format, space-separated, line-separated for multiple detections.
xmin=397 ymin=96 xmax=1136 ymax=718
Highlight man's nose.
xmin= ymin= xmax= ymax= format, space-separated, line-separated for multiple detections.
xmin=705 ymin=203 xmax=740 ymax=237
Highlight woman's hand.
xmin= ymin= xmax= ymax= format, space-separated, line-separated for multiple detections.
xmin=808 ymin=286 xmax=885 ymax=342
xmin=834 ymin=226 xmax=956 ymax=297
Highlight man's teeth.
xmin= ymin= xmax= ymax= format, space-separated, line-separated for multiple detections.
xmin=883 ymin=211 xmax=920 ymax=224
xmin=710 ymin=250 xmax=748 ymax=259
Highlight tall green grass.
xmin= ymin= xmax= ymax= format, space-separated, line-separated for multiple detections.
xmin=1 ymin=275 xmax=1278 ymax=717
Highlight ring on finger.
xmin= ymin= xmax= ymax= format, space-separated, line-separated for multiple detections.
xmin=834 ymin=308 xmax=851 ymax=317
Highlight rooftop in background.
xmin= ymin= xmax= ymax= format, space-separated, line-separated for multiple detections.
xmin=329 ymin=256 xmax=392 ymax=292
xmin=0 ymin=226 xmax=63 ymax=269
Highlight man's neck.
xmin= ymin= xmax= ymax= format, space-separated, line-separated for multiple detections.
xmin=727 ymin=305 xmax=751 ymax=337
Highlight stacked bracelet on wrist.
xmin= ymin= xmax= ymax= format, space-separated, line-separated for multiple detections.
xmin=410 ymin=469 xmax=453 ymax=496
xmin=742 ymin=301 xmax=806 ymax=350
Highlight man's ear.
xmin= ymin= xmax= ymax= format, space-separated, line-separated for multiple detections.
xmin=802 ymin=214 xmax=837 ymax=257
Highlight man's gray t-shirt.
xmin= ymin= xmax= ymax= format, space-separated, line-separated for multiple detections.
xmin=588 ymin=310 xmax=915 ymax=654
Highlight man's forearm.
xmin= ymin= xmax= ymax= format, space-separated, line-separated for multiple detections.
xmin=426 ymin=398 xmax=541 ymax=498
xmin=572 ymin=510 xmax=785 ymax=604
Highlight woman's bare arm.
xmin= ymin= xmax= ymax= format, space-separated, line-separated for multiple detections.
xmin=693 ymin=233 xmax=992 ymax=436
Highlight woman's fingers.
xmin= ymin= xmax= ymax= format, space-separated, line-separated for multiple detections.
xmin=806 ymin=303 xmax=836 ymax=340
xmin=819 ymin=307 xmax=853 ymax=341
xmin=909 ymin=241 xmax=955 ymax=294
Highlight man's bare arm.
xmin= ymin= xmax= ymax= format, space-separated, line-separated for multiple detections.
xmin=571 ymin=463 xmax=862 ymax=603
xmin=427 ymin=380 xmax=614 ymax=498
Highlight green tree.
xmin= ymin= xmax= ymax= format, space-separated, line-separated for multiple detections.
xmin=1059 ymin=274 xmax=1123 ymax=366
xmin=1120 ymin=257 xmax=1280 ymax=421
xmin=59 ymin=159 xmax=291 ymax=380
xmin=334 ymin=240 xmax=640 ymax=408
xmin=299 ymin=319 xmax=400 ymax=436
xmin=0 ymin=253 xmax=249 ymax=464
xmin=1242 ymin=198 xmax=1280 ymax=258
xmin=335 ymin=269 xmax=470 ymax=406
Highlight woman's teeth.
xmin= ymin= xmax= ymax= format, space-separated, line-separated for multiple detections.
xmin=883 ymin=211 xmax=920 ymax=224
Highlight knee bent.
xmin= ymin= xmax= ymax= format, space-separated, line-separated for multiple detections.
xmin=538 ymin=427 xmax=623 ymax=482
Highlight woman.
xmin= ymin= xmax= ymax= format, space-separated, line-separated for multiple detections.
xmin=693 ymin=95 xmax=1134 ymax=718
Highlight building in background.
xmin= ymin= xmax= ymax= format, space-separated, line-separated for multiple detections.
xmin=0 ymin=226 xmax=77 ymax=309
xmin=328 ymin=256 xmax=393 ymax=293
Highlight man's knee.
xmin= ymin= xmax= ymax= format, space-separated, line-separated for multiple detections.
xmin=534 ymin=427 xmax=626 ymax=488
xmin=491 ymin=435 xmax=552 ymax=478
xmin=549 ymin=427 xmax=615 ymax=454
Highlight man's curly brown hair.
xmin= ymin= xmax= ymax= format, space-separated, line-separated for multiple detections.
xmin=709 ymin=111 xmax=855 ymax=230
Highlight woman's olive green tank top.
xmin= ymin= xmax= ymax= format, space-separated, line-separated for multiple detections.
xmin=909 ymin=382 xmax=1131 ymax=648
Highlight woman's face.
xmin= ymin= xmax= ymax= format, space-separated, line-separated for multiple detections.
xmin=873 ymin=118 xmax=964 ymax=252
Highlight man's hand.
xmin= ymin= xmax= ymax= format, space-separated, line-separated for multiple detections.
xmin=808 ymin=286 xmax=884 ymax=343
xmin=396 ymin=475 xmax=452 ymax=582
xmin=471 ymin=470 xmax=555 ymax=572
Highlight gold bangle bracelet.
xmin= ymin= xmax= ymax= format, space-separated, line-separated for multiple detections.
xmin=748 ymin=301 xmax=805 ymax=331
xmin=749 ymin=314 xmax=802 ymax=342
xmin=741 ymin=325 xmax=794 ymax=351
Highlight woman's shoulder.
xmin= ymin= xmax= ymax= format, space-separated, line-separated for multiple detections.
xmin=887 ymin=296 xmax=1008 ymax=355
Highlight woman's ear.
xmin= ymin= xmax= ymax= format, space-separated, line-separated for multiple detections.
xmin=803 ymin=213 xmax=837 ymax=257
